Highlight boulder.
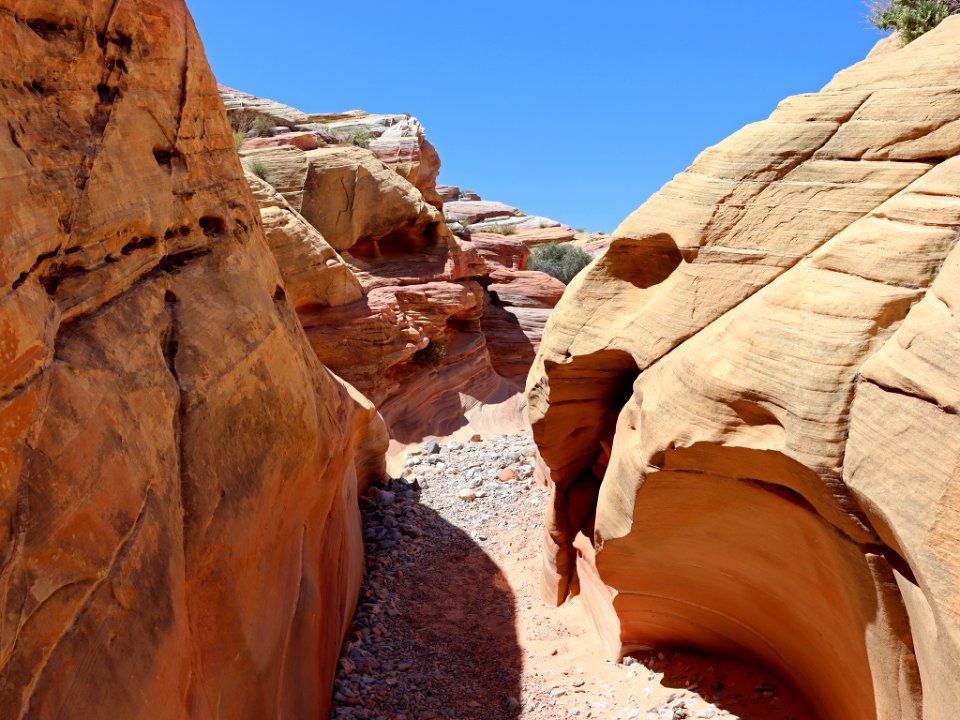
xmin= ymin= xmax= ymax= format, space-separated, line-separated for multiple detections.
xmin=299 ymin=280 xmax=486 ymax=400
xmin=240 ymin=131 xmax=322 ymax=151
xmin=444 ymin=199 xmax=523 ymax=224
xmin=487 ymin=268 xmax=566 ymax=309
xmin=245 ymin=172 xmax=364 ymax=309
xmin=483 ymin=270 xmax=565 ymax=386
xmin=462 ymin=235 xmax=531 ymax=272
xmin=511 ymin=225 xmax=577 ymax=246
xmin=241 ymin=144 xmax=443 ymax=253
xmin=0 ymin=4 xmax=384 ymax=720
xmin=369 ymin=116 xmax=444 ymax=209
xmin=528 ymin=19 xmax=960 ymax=720
xmin=219 ymin=84 xmax=310 ymax=126
xmin=437 ymin=184 xmax=462 ymax=202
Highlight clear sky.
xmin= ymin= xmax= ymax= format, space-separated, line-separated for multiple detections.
xmin=189 ymin=1 xmax=887 ymax=233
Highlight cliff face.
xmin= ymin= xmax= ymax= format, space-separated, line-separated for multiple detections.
xmin=528 ymin=18 xmax=960 ymax=720
xmin=0 ymin=2 xmax=383 ymax=717
xmin=229 ymin=97 xmax=567 ymax=450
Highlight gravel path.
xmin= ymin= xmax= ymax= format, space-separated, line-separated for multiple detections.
xmin=330 ymin=433 xmax=813 ymax=720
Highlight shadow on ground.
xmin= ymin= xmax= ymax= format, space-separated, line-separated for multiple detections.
xmin=648 ymin=648 xmax=815 ymax=720
xmin=330 ymin=478 xmax=522 ymax=720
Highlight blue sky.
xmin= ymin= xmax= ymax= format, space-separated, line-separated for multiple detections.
xmin=189 ymin=1 xmax=887 ymax=232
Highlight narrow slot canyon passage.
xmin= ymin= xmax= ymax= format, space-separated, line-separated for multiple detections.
xmin=329 ymin=433 xmax=814 ymax=720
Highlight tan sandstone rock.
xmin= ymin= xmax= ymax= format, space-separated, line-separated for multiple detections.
xmin=240 ymin=144 xmax=444 ymax=254
xmin=245 ymin=171 xmax=364 ymax=309
xmin=528 ymin=19 xmax=960 ymax=720
xmin=0 ymin=3 xmax=384 ymax=718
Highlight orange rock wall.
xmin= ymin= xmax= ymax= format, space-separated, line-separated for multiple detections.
xmin=0 ymin=2 xmax=381 ymax=717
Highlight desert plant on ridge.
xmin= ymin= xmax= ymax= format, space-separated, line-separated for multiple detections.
xmin=486 ymin=224 xmax=517 ymax=236
xmin=349 ymin=128 xmax=373 ymax=148
xmin=527 ymin=242 xmax=592 ymax=284
xmin=251 ymin=116 xmax=275 ymax=137
xmin=868 ymin=0 xmax=960 ymax=43
xmin=329 ymin=127 xmax=374 ymax=148
xmin=413 ymin=338 xmax=447 ymax=367
xmin=243 ymin=157 xmax=271 ymax=182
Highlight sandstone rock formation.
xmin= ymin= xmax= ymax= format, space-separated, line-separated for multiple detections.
xmin=222 ymin=87 xmax=443 ymax=210
xmin=528 ymin=18 xmax=960 ymax=720
xmin=441 ymin=186 xmax=576 ymax=244
xmin=225 ymin=105 xmax=567 ymax=454
xmin=0 ymin=3 xmax=384 ymax=718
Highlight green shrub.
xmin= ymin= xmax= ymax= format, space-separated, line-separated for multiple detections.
xmin=243 ymin=157 xmax=270 ymax=182
xmin=251 ymin=116 xmax=275 ymax=137
xmin=486 ymin=224 xmax=517 ymax=236
xmin=576 ymin=227 xmax=586 ymax=234
xmin=331 ymin=128 xmax=373 ymax=148
xmin=233 ymin=132 xmax=245 ymax=151
xmin=868 ymin=0 xmax=959 ymax=43
xmin=229 ymin=110 xmax=255 ymax=136
xmin=528 ymin=242 xmax=592 ymax=284
xmin=353 ymin=129 xmax=373 ymax=148
xmin=413 ymin=338 xmax=447 ymax=366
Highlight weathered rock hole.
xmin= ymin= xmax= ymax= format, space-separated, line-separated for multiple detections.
xmin=104 ymin=56 xmax=129 ymax=74
xmin=27 ymin=19 xmax=72 ymax=40
xmin=157 ymin=248 xmax=211 ymax=273
xmin=153 ymin=148 xmax=178 ymax=168
xmin=120 ymin=236 xmax=157 ymax=255
xmin=39 ymin=262 xmax=85 ymax=296
xmin=11 ymin=272 xmax=29 ymax=290
xmin=602 ymin=452 xmax=920 ymax=720
xmin=11 ymin=249 xmax=59 ymax=290
xmin=199 ymin=216 xmax=225 ymax=237
xmin=96 ymin=83 xmax=119 ymax=104
xmin=272 ymin=285 xmax=286 ymax=303
xmin=111 ymin=32 xmax=133 ymax=51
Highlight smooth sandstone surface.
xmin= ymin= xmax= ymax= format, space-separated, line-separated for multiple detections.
xmin=0 ymin=3 xmax=384 ymax=718
xmin=528 ymin=19 xmax=960 ymax=720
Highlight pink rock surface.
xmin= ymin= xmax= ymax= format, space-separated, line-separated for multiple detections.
xmin=241 ymin=131 xmax=321 ymax=151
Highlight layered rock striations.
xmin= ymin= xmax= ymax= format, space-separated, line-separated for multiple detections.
xmin=528 ymin=18 xmax=960 ymax=720
xmin=229 ymin=97 xmax=567 ymax=449
xmin=0 ymin=3 xmax=385 ymax=718
xmin=223 ymin=87 xmax=443 ymax=209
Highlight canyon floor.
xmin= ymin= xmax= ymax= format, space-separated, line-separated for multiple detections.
xmin=329 ymin=433 xmax=815 ymax=720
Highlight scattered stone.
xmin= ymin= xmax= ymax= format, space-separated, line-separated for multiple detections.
xmin=373 ymin=489 xmax=395 ymax=506
xmin=457 ymin=488 xmax=477 ymax=501
xmin=498 ymin=468 xmax=520 ymax=482
xmin=423 ymin=439 xmax=441 ymax=455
